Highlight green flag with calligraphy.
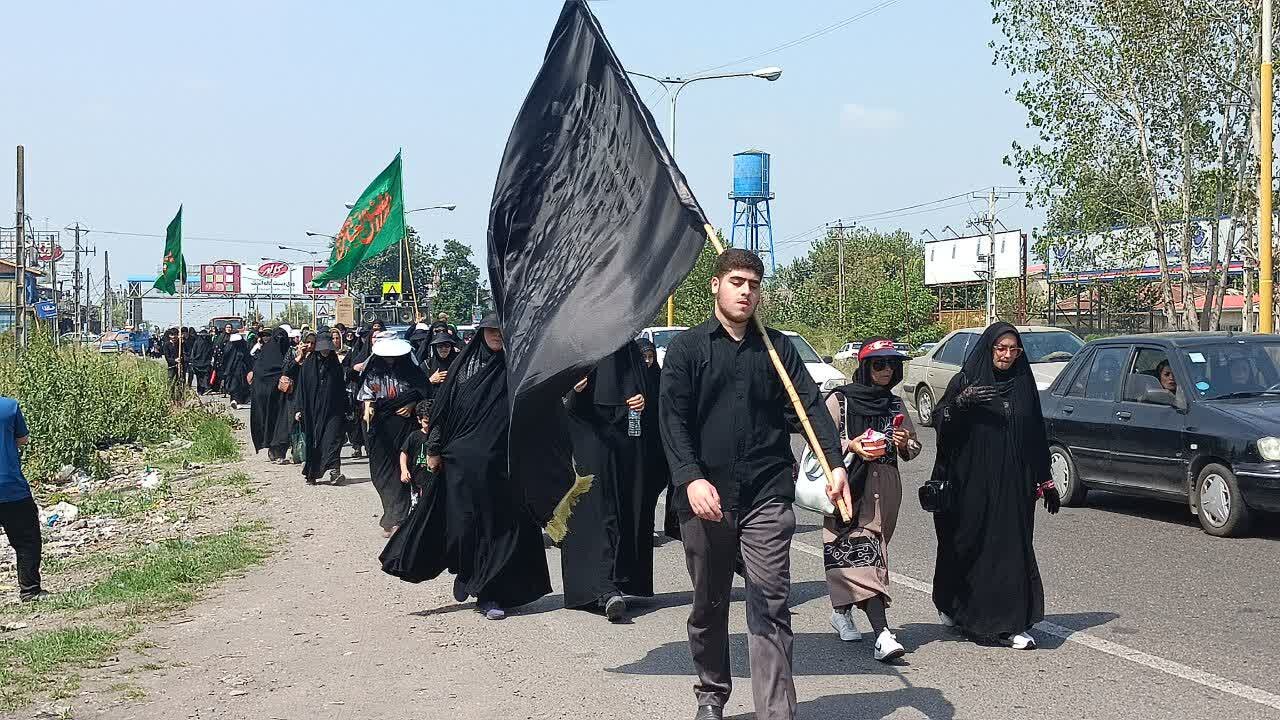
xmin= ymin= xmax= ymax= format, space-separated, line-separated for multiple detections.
xmin=311 ymin=153 xmax=405 ymax=287
xmin=153 ymin=205 xmax=185 ymax=295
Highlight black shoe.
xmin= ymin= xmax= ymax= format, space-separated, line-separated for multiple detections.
xmin=453 ymin=578 xmax=468 ymax=603
xmin=305 ymin=477 xmax=317 ymax=485
xmin=329 ymin=469 xmax=345 ymax=486
xmin=604 ymin=594 xmax=627 ymax=623
xmin=19 ymin=589 xmax=50 ymax=603
xmin=693 ymin=706 xmax=723 ymax=720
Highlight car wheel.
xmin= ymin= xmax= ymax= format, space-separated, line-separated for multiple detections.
xmin=915 ymin=386 xmax=935 ymax=427
xmin=1196 ymin=463 xmax=1250 ymax=538
xmin=1049 ymin=445 xmax=1087 ymax=506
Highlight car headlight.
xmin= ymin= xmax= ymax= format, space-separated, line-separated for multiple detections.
xmin=821 ymin=378 xmax=846 ymax=392
xmin=1258 ymin=436 xmax=1280 ymax=461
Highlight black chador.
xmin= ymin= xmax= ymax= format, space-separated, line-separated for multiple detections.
xmin=220 ymin=335 xmax=252 ymax=406
xmin=294 ymin=336 xmax=348 ymax=485
xmin=249 ymin=329 xmax=294 ymax=462
xmin=560 ymin=341 xmax=665 ymax=618
xmin=380 ymin=315 xmax=551 ymax=615
xmin=190 ymin=331 xmax=215 ymax=394
xmin=358 ymin=339 xmax=428 ymax=533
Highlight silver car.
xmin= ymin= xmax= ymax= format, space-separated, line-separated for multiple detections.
xmin=903 ymin=325 xmax=1084 ymax=425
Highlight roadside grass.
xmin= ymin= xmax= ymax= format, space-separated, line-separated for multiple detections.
xmin=145 ymin=408 xmax=240 ymax=470
xmin=40 ymin=523 xmax=270 ymax=615
xmin=0 ymin=626 xmax=121 ymax=709
xmin=76 ymin=483 xmax=170 ymax=519
xmin=191 ymin=470 xmax=255 ymax=496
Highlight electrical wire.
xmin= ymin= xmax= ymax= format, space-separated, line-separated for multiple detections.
xmin=688 ymin=0 xmax=903 ymax=76
xmin=772 ymin=189 xmax=988 ymax=250
xmin=85 ymin=229 xmax=330 ymax=249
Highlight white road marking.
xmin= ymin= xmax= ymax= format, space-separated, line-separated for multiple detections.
xmin=789 ymin=537 xmax=1280 ymax=711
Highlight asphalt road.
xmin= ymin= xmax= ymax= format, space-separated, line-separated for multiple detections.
xmin=73 ymin=405 xmax=1280 ymax=720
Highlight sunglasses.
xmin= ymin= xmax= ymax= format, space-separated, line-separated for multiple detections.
xmin=869 ymin=358 xmax=896 ymax=371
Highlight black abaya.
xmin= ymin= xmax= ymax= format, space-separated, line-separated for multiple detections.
xmin=220 ymin=339 xmax=252 ymax=404
xmin=295 ymin=351 xmax=348 ymax=481
xmin=380 ymin=333 xmax=551 ymax=609
xmin=361 ymin=355 xmax=427 ymax=530
xmin=249 ymin=330 xmax=294 ymax=455
xmin=930 ymin=322 xmax=1050 ymax=637
xmin=561 ymin=341 xmax=663 ymax=610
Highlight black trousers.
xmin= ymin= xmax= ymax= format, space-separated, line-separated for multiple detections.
xmin=0 ymin=497 xmax=42 ymax=597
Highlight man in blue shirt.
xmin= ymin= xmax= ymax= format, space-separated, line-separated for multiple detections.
xmin=0 ymin=397 xmax=44 ymax=602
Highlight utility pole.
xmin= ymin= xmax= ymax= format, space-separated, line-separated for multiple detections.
xmin=834 ymin=221 xmax=846 ymax=324
xmin=14 ymin=146 xmax=25 ymax=350
xmin=102 ymin=250 xmax=110 ymax=330
xmin=84 ymin=267 xmax=91 ymax=334
xmin=71 ymin=223 xmax=88 ymax=335
xmin=985 ymin=188 xmax=997 ymax=326
xmin=1260 ymin=0 xmax=1274 ymax=333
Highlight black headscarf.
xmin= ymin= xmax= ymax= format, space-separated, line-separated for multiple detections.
xmin=427 ymin=334 xmax=459 ymax=374
xmin=252 ymin=328 xmax=292 ymax=383
xmin=426 ymin=317 xmax=506 ymax=457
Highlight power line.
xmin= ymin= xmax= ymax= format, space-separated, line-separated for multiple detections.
xmin=688 ymin=0 xmax=903 ymax=76
xmin=86 ymin=229 xmax=330 ymax=249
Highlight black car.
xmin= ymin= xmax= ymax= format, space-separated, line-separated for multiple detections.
xmin=1042 ymin=332 xmax=1280 ymax=537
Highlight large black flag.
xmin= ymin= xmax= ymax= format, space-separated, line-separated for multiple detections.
xmin=488 ymin=0 xmax=710 ymax=534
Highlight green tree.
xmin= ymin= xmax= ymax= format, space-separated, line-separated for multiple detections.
xmin=431 ymin=239 xmax=483 ymax=323
xmin=994 ymin=0 xmax=1260 ymax=330
xmin=270 ymin=302 xmax=313 ymax=329
xmin=344 ymin=224 xmax=436 ymax=312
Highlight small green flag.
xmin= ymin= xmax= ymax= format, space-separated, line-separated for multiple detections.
xmin=153 ymin=205 xmax=185 ymax=295
xmin=311 ymin=153 xmax=405 ymax=287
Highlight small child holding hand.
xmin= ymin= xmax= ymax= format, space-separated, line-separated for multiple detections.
xmin=399 ymin=400 xmax=435 ymax=507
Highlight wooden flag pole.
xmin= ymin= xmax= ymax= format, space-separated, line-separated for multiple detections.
xmin=177 ymin=282 xmax=185 ymax=401
xmin=403 ymin=234 xmax=420 ymax=321
xmin=702 ymin=224 xmax=851 ymax=523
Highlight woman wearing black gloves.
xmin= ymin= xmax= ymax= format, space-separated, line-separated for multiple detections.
xmin=929 ymin=322 xmax=1059 ymax=650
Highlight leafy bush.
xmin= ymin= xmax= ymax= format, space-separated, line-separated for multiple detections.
xmin=0 ymin=332 xmax=176 ymax=483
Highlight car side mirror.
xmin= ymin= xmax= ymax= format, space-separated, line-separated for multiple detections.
xmin=1142 ymin=388 xmax=1177 ymax=407
xmin=822 ymin=356 xmax=834 ymax=364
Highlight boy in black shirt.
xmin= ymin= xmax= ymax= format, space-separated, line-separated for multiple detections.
xmin=660 ymin=249 xmax=847 ymax=720
xmin=399 ymin=400 xmax=435 ymax=505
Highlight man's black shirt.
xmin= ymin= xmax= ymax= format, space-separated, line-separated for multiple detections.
xmin=658 ymin=315 xmax=843 ymax=514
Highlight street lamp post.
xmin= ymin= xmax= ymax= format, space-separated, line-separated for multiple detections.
xmin=282 ymin=245 xmax=325 ymax=327
xmin=627 ymin=67 xmax=783 ymax=326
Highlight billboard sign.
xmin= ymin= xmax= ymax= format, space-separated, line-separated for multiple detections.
xmin=924 ymin=230 xmax=1026 ymax=286
xmin=199 ymin=262 xmax=241 ymax=294
xmin=303 ymin=265 xmax=345 ymax=296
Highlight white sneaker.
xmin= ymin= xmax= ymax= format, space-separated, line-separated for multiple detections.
xmin=938 ymin=610 xmax=956 ymax=628
xmin=873 ymin=629 xmax=906 ymax=662
xmin=1005 ymin=632 xmax=1037 ymax=650
xmin=829 ymin=610 xmax=861 ymax=642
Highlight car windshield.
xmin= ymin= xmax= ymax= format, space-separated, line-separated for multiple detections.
xmin=1022 ymin=331 xmax=1084 ymax=364
xmin=786 ymin=335 xmax=823 ymax=363
xmin=1179 ymin=342 xmax=1280 ymax=400
xmin=650 ymin=329 xmax=684 ymax=350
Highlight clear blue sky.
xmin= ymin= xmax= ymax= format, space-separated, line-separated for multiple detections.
xmin=2 ymin=0 xmax=1039 ymax=326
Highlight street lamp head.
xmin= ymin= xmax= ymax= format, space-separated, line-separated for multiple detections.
xmin=753 ymin=67 xmax=783 ymax=81
xmin=343 ymin=203 xmax=355 ymax=210
xmin=441 ymin=204 xmax=457 ymax=211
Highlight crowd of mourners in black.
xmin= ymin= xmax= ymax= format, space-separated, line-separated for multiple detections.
xmin=158 ymin=250 xmax=1060 ymax=720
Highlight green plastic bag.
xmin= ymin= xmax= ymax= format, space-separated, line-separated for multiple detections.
xmin=290 ymin=424 xmax=307 ymax=465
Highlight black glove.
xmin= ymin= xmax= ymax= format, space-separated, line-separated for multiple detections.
xmin=1043 ymin=485 xmax=1061 ymax=514
xmin=956 ymin=385 xmax=998 ymax=409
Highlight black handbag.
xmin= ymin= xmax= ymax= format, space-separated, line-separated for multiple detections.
xmin=918 ymin=478 xmax=951 ymax=513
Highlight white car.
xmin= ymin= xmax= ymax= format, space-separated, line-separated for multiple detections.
xmin=781 ymin=331 xmax=847 ymax=391
xmin=833 ymin=342 xmax=862 ymax=361
xmin=636 ymin=326 xmax=689 ymax=367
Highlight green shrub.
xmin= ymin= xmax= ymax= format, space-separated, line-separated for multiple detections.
xmin=0 ymin=333 xmax=175 ymax=484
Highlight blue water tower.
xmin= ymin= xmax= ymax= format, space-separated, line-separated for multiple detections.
xmin=729 ymin=150 xmax=776 ymax=275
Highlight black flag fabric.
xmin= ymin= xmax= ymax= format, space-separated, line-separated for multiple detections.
xmin=488 ymin=0 xmax=711 ymax=534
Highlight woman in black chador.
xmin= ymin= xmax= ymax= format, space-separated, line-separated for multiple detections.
xmin=561 ymin=340 xmax=665 ymax=622
xmin=380 ymin=314 xmax=550 ymax=621
xmin=249 ymin=328 xmax=294 ymax=463
xmin=930 ymin=322 xmax=1059 ymax=650
xmin=424 ymin=334 xmax=458 ymax=399
xmin=358 ymin=337 xmax=428 ymax=537
xmin=220 ymin=334 xmax=252 ymax=408
xmin=294 ymin=335 xmax=349 ymax=486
